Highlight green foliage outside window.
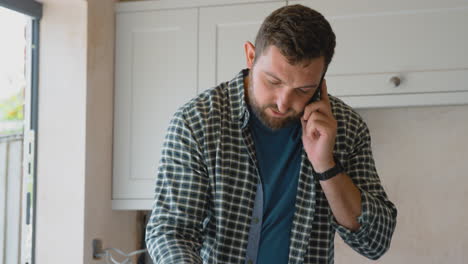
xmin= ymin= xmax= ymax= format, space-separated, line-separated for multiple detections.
xmin=0 ymin=90 xmax=24 ymax=121
xmin=0 ymin=90 xmax=24 ymax=136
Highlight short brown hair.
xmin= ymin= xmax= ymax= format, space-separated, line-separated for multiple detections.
xmin=254 ymin=4 xmax=336 ymax=67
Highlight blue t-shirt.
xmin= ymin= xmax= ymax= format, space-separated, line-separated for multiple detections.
xmin=248 ymin=110 xmax=303 ymax=264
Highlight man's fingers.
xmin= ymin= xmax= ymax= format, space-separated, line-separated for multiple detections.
xmin=304 ymin=119 xmax=329 ymax=138
xmin=302 ymin=111 xmax=336 ymax=137
xmin=308 ymin=111 xmax=329 ymax=123
xmin=303 ymin=100 xmax=333 ymax=121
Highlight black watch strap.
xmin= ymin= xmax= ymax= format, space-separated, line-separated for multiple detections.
xmin=313 ymin=159 xmax=344 ymax=181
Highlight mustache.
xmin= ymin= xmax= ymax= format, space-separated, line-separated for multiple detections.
xmin=263 ymin=105 xmax=296 ymax=115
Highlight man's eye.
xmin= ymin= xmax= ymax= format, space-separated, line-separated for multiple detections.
xmin=297 ymin=88 xmax=311 ymax=94
xmin=267 ymin=79 xmax=281 ymax=85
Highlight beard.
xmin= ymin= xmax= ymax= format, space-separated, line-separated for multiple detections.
xmin=246 ymin=72 xmax=302 ymax=130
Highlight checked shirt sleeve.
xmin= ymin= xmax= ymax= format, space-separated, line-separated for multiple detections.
xmin=145 ymin=109 xmax=209 ymax=264
xmin=331 ymin=117 xmax=398 ymax=260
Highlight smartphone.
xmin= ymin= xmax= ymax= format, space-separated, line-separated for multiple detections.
xmin=308 ymin=74 xmax=325 ymax=104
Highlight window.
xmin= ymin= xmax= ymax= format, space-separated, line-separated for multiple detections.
xmin=0 ymin=1 xmax=42 ymax=264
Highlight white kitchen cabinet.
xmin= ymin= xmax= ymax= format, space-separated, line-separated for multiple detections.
xmin=292 ymin=0 xmax=468 ymax=108
xmin=198 ymin=1 xmax=285 ymax=91
xmin=113 ymin=1 xmax=286 ymax=210
xmin=113 ymin=7 xmax=198 ymax=209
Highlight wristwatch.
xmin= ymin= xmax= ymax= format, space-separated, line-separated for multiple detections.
xmin=313 ymin=158 xmax=344 ymax=181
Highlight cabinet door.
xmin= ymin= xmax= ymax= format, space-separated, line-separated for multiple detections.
xmin=198 ymin=2 xmax=286 ymax=92
xmin=113 ymin=8 xmax=198 ymax=208
xmin=292 ymin=0 xmax=468 ymax=108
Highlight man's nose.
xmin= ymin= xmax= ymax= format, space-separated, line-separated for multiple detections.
xmin=276 ymin=91 xmax=292 ymax=113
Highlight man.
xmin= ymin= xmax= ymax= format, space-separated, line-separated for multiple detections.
xmin=146 ymin=4 xmax=397 ymax=264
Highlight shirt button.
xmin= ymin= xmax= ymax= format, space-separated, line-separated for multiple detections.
xmin=253 ymin=217 xmax=259 ymax=224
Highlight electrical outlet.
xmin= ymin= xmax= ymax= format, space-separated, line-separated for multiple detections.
xmin=92 ymin=239 xmax=103 ymax=259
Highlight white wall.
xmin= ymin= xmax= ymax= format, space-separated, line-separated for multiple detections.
xmin=36 ymin=1 xmax=139 ymax=263
xmin=84 ymin=0 xmax=141 ymax=262
xmin=36 ymin=0 xmax=87 ymax=262
xmin=335 ymin=105 xmax=468 ymax=263
xmin=84 ymin=0 xmax=142 ymax=263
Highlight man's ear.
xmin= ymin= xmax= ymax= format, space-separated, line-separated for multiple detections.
xmin=244 ymin=41 xmax=256 ymax=69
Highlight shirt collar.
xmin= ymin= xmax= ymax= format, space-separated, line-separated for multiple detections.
xmin=228 ymin=68 xmax=251 ymax=128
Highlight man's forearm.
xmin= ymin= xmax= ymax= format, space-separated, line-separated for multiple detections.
xmin=319 ymin=171 xmax=362 ymax=231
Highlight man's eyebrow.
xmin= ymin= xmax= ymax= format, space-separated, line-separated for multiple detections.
xmin=264 ymin=71 xmax=318 ymax=89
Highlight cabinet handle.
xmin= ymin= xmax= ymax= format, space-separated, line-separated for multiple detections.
xmin=389 ymin=76 xmax=401 ymax=87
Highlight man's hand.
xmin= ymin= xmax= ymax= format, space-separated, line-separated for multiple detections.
xmin=302 ymin=80 xmax=362 ymax=231
xmin=301 ymin=79 xmax=337 ymax=172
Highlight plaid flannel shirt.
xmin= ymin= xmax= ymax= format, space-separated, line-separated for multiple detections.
xmin=146 ymin=69 xmax=397 ymax=264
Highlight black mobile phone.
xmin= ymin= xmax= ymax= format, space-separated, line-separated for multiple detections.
xmin=308 ymin=75 xmax=325 ymax=104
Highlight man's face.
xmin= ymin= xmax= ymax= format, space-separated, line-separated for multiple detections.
xmin=246 ymin=45 xmax=325 ymax=130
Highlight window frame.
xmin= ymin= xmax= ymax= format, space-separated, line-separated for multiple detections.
xmin=0 ymin=1 xmax=42 ymax=263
